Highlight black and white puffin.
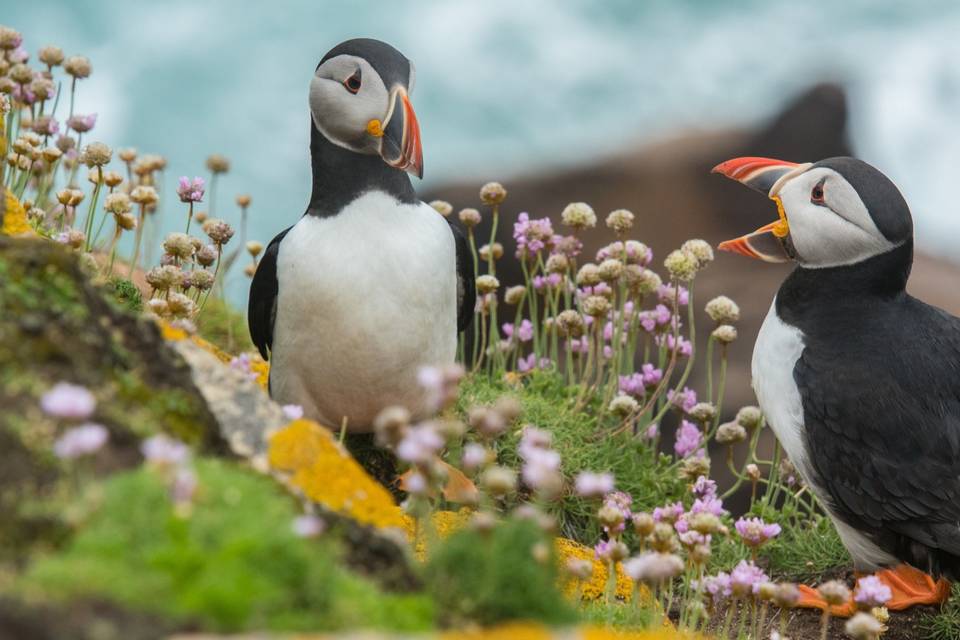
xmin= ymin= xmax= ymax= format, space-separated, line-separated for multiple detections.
xmin=713 ymin=156 xmax=956 ymax=611
xmin=248 ymin=38 xmax=474 ymax=431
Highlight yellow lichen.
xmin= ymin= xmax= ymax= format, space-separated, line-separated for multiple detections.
xmin=159 ymin=320 xmax=269 ymax=388
xmin=268 ymin=419 xmax=407 ymax=530
xmin=554 ymin=536 xmax=639 ymax=602
xmin=2 ymin=189 xmax=32 ymax=236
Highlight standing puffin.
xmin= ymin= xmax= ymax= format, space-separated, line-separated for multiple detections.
xmin=248 ymin=38 xmax=474 ymax=431
xmin=713 ymin=156 xmax=956 ymax=611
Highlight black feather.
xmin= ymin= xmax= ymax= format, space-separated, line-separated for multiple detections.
xmin=248 ymin=226 xmax=291 ymax=361
xmin=447 ymin=218 xmax=475 ymax=333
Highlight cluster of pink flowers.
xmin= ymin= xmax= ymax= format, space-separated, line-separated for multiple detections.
xmin=512 ymin=212 xmax=555 ymax=258
xmin=502 ymin=319 xmax=534 ymax=343
xmin=141 ymin=434 xmax=197 ymax=506
xmin=41 ymin=382 xmax=96 ymax=419
xmin=574 ymin=471 xmax=615 ymax=498
xmin=66 ymin=113 xmax=96 ymax=133
xmin=618 ymin=363 xmax=663 ymax=397
xmin=673 ymin=419 xmax=703 ymax=458
xmin=176 ymin=176 xmax=205 ymax=203
xmin=517 ymin=353 xmax=552 ymax=373
xmin=735 ymin=516 xmax=782 ymax=548
xmin=53 ymin=423 xmax=108 ymax=459
xmin=396 ymin=424 xmax=444 ymax=465
xmin=518 ymin=426 xmax=561 ymax=493
xmin=229 ymin=353 xmax=259 ymax=381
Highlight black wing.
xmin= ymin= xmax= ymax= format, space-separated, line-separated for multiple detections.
xmin=447 ymin=218 xmax=475 ymax=333
xmin=797 ymin=296 xmax=960 ymax=577
xmin=248 ymin=226 xmax=292 ymax=360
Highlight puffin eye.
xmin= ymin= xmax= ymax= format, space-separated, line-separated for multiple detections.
xmin=344 ymin=70 xmax=362 ymax=94
xmin=811 ymin=178 xmax=826 ymax=205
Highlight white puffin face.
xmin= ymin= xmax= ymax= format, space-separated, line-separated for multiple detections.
xmin=310 ymin=54 xmax=391 ymax=154
xmin=774 ymin=167 xmax=898 ymax=268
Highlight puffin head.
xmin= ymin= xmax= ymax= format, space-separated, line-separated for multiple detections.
xmin=712 ymin=156 xmax=913 ymax=268
xmin=310 ymin=38 xmax=423 ymax=178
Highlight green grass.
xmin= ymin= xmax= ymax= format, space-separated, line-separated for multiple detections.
xmin=920 ymin=583 xmax=960 ymax=640
xmin=19 ymin=458 xmax=434 ymax=633
xmin=425 ymin=515 xmax=577 ymax=628
xmin=196 ymin=295 xmax=254 ymax=354
xmin=103 ymin=276 xmax=143 ymax=313
xmin=457 ymin=371 xmax=684 ymax=543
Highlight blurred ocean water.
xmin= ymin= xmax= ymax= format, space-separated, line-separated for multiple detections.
xmin=9 ymin=0 xmax=960 ymax=302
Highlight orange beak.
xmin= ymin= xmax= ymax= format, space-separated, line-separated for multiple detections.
xmin=711 ymin=156 xmax=807 ymax=263
xmin=380 ymin=88 xmax=423 ymax=179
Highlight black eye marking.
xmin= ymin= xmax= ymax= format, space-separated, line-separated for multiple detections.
xmin=344 ymin=69 xmax=361 ymax=94
xmin=811 ymin=177 xmax=826 ymax=205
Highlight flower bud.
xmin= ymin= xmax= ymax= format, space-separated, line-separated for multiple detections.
xmin=632 ymin=512 xmax=655 ymax=537
xmin=818 ymin=580 xmax=852 ymax=606
xmin=560 ymin=202 xmax=596 ymax=230
xmin=605 ymin=208 xmax=634 ymax=233
xmin=504 ymin=285 xmax=526 ymax=305
xmin=478 ymin=242 xmax=503 ymax=262
xmin=705 ymin=295 xmax=740 ymax=324
xmin=681 ymin=239 xmax=714 ymax=267
xmin=715 ymin=421 xmax=747 ymax=445
xmin=598 ymin=258 xmax=623 ymax=282
xmin=39 ymin=45 xmax=65 ymax=67
xmin=712 ymin=324 xmax=738 ymax=344
xmin=664 ymin=249 xmax=698 ymax=281
xmin=556 ymin=309 xmax=585 ymax=338
xmin=206 ymin=153 xmax=230 ymax=174
xmin=609 ymin=394 xmax=639 ymax=417
xmin=163 ymin=233 xmax=195 ymax=260
xmin=64 ymin=55 xmax=92 ymax=78
xmin=479 ymin=181 xmax=507 ymax=205
xmin=476 ymin=274 xmax=499 ymax=295
xmin=429 ymin=200 xmax=453 ymax=217
xmin=246 ymin=240 xmax=264 ymax=257
xmin=582 ymin=295 xmax=610 ymax=318
xmin=458 ymin=207 xmax=481 ymax=227
xmin=736 ymin=406 xmax=763 ymax=430
xmin=481 ymin=466 xmax=516 ymax=497
xmin=236 ymin=193 xmax=252 ymax=208
xmin=545 ymin=253 xmax=569 ymax=274
xmin=688 ymin=402 xmax=716 ymax=424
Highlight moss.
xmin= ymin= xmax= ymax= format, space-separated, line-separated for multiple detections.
xmin=424 ymin=517 xmax=577 ymax=628
xmin=18 ymin=458 xmax=434 ymax=633
xmin=195 ymin=295 xmax=253 ymax=354
xmin=103 ymin=276 xmax=143 ymax=314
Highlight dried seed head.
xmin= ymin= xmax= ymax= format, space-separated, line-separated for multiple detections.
xmin=243 ymin=263 xmax=257 ymax=277
xmin=479 ymin=181 xmax=507 ymax=205
xmin=845 ymin=612 xmax=883 ymax=640
xmin=116 ymin=212 xmax=137 ymax=230
xmin=41 ymin=146 xmax=62 ymax=163
xmin=605 ymin=208 xmax=635 ymax=233
xmin=504 ymin=285 xmax=526 ymax=305
xmin=9 ymin=63 xmax=33 ymax=85
xmin=582 ymin=295 xmax=611 ymax=318
xmin=118 ymin=147 xmax=137 ymax=163
xmin=145 ymin=265 xmax=182 ymax=291
xmin=102 ymin=170 xmax=123 ymax=188
xmin=30 ymin=77 xmax=56 ymax=101
xmin=758 ymin=582 xmax=779 ymax=601
xmin=481 ymin=466 xmax=516 ymax=497
xmin=56 ymin=188 xmax=84 ymax=206
xmin=130 ymin=185 xmax=159 ymax=206
xmin=705 ymin=295 xmax=740 ymax=324
xmin=492 ymin=395 xmax=522 ymax=423
xmin=609 ymin=394 xmax=639 ymax=417
xmin=469 ymin=511 xmax=497 ymax=534
xmin=194 ymin=211 xmax=208 ymax=224
xmin=373 ymin=405 xmax=410 ymax=447
xmin=475 ymin=274 xmax=500 ymax=295
xmin=196 ymin=244 xmax=217 ymax=267
xmin=63 ymin=55 xmax=92 ymax=78
xmin=688 ymin=402 xmax=716 ymax=423
xmin=773 ymin=583 xmax=801 ymax=608
xmin=203 ymin=219 xmax=234 ymax=246
xmin=56 ymin=135 xmax=76 ymax=152
xmin=167 ymin=292 xmax=196 ymax=318
xmin=598 ymin=258 xmax=624 ymax=282
xmin=576 ymin=263 xmax=601 ymax=286
xmin=565 ymin=558 xmax=594 ymax=580
xmin=681 ymin=239 xmax=714 ymax=267
xmin=468 ymin=406 xmax=507 ymax=439
xmin=163 ymin=233 xmax=195 ymax=259
xmin=818 ymin=580 xmax=852 ymax=606
xmin=58 ymin=229 xmax=85 ymax=249
xmin=458 ymin=207 xmax=481 ymax=228
xmin=736 ymin=406 xmax=763 ymax=430
xmin=556 ymin=309 xmax=586 ymax=338
xmin=650 ymin=523 xmax=679 ymax=553
xmin=235 ymin=193 xmax=252 ymax=208
xmin=632 ymin=512 xmax=655 ymax=537
xmin=712 ymin=324 xmax=738 ymax=344
xmin=540 ymin=254 xmax=568 ymax=277
xmin=478 ymin=242 xmax=503 ymax=261
xmin=429 ymin=200 xmax=453 ymax=217
xmin=104 ymin=192 xmax=132 ymax=216
xmin=0 ymin=26 xmax=23 ymax=51
xmin=745 ymin=463 xmax=761 ymax=481
xmin=679 ymin=456 xmax=710 ymax=481
xmin=147 ymin=298 xmax=170 ymax=317
xmin=664 ymin=249 xmax=699 ymax=281
xmin=244 ymin=242 xmax=263 ymax=258
xmin=560 ymin=202 xmax=596 ymax=230
xmin=189 ymin=269 xmax=215 ymax=291
xmin=205 ymin=153 xmax=230 ymax=174
xmin=715 ymin=421 xmax=747 ymax=445
xmin=38 ymin=45 xmax=65 ymax=67
xmin=688 ymin=512 xmax=722 ymax=535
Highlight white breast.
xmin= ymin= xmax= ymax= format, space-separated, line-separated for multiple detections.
xmin=271 ymin=191 xmax=458 ymax=431
xmin=752 ymin=299 xmax=897 ymax=570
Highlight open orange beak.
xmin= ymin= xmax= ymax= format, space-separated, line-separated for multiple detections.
xmin=380 ymin=87 xmax=423 ymax=179
xmin=711 ymin=156 xmax=809 ymax=262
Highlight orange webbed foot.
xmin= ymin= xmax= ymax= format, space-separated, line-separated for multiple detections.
xmin=873 ymin=564 xmax=950 ymax=610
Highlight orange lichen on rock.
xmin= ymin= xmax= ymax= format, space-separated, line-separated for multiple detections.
xmin=2 ymin=190 xmax=32 ymax=236
xmin=268 ymin=418 xmax=407 ymax=530
xmin=159 ymin=320 xmax=270 ymax=388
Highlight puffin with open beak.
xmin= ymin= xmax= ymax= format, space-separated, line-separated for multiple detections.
xmin=714 ymin=156 xmax=958 ymax=613
xmin=249 ymin=38 xmax=475 ymax=431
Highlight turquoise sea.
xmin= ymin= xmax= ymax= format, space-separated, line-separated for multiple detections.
xmin=9 ymin=0 xmax=960 ymax=301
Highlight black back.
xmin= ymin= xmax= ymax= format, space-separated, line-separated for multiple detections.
xmin=778 ymin=242 xmax=960 ymax=578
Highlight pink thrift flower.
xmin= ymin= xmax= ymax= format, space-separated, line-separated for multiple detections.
xmin=674 ymin=420 xmax=703 ymax=458
xmin=176 ymin=176 xmax=205 ymax=203
xmin=292 ymin=514 xmax=326 ymax=538
xmin=692 ymin=476 xmax=718 ymax=500
xmin=735 ymin=516 xmax=782 ymax=547
xmin=461 ymin=443 xmax=487 ymax=471
xmin=668 ymin=387 xmax=698 ymax=413
xmin=171 ymin=467 xmax=198 ymax=504
xmin=730 ymin=560 xmax=769 ymax=597
xmin=575 ymin=471 xmax=615 ymax=498
xmin=396 ymin=424 xmax=443 ymax=464
xmin=141 ymin=434 xmax=190 ymax=466
xmin=41 ymin=382 xmax=96 ymax=420
xmin=854 ymin=575 xmax=892 ymax=608
xmin=53 ymin=423 xmax=108 ymax=459
xmin=282 ymin=404 xmax=304 ymax=420
xmin=652 ymin=501 xmax=685 ymax=524
xmin=67 ymin=113 xmax=97 ymax=133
